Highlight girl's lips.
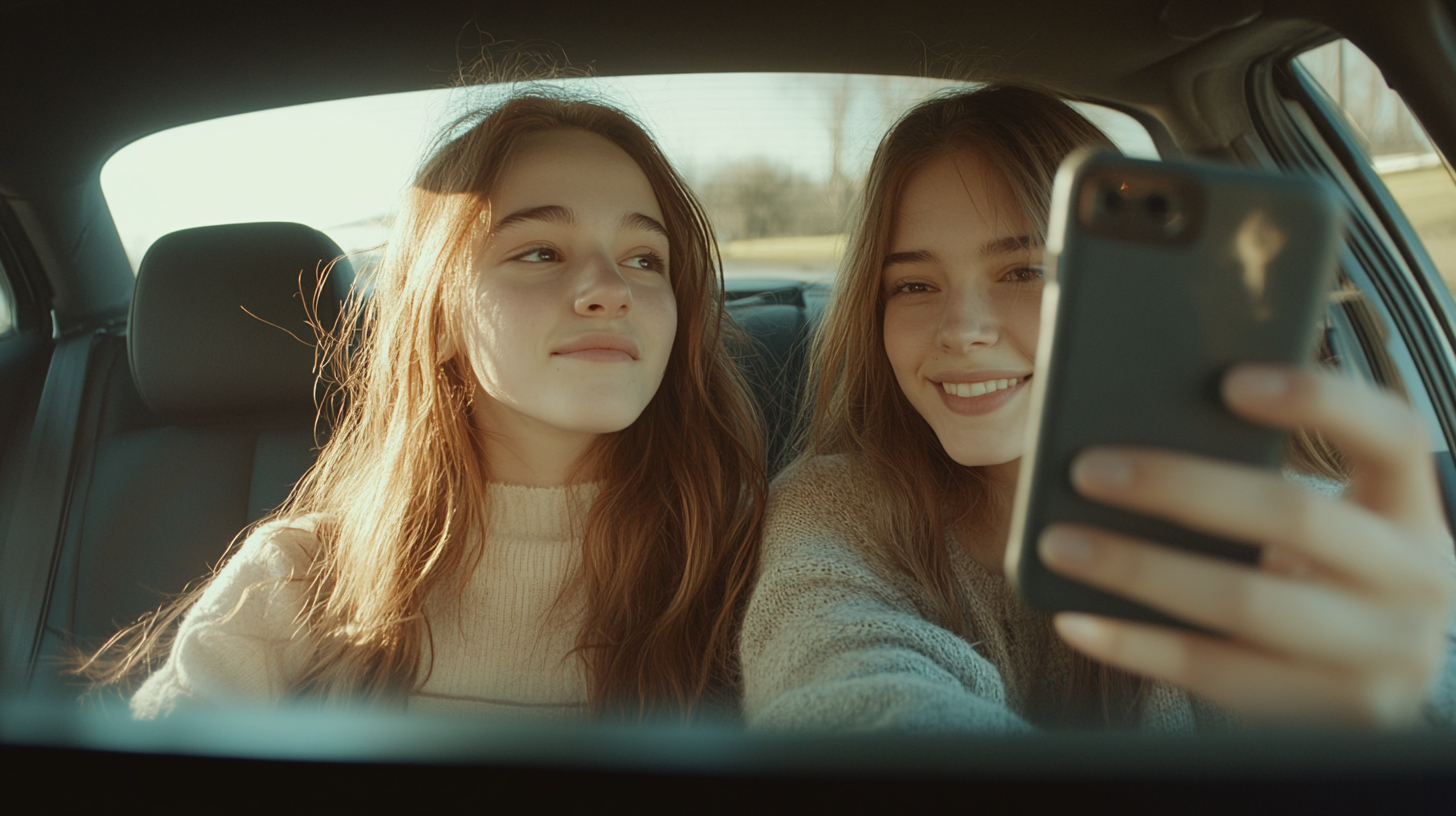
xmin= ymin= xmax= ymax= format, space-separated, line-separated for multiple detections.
xmin=552 ymin=333 xmax=640 ymax=362
xmin=555 ymin=348 xmax=635 ymax=363
xmin=934 ymin=373 xmax=1031 ymax=416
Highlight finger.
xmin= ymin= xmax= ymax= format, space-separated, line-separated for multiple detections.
xmin=1070 ymin=448 xmax=1444 ymax=593
xmin=1223 ymin=365 xmax=1443 ymax=528
xmin=1053 ymin=613 xmax=1425 ymax=728
xmin=1039 ymin=526 xmax=1448 ymax=669
xmin=1261 ymin=545 xmax=1324 ymax=581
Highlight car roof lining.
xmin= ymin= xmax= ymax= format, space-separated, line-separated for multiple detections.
xmin=0 ymin=0 xmax=1340 ymax=193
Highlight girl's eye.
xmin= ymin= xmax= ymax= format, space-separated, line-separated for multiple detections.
xmin=888 ymin=280 xmax=934 ymax=296
xmin=1003 ymin=265 xmax=1044 ymax=283
xmin=516 ymin=246 xmax=560 ymax=263
xmin=625 ymin=251 xmax=667 ymax=273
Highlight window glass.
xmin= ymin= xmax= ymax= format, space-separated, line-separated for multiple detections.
xmin=100 ymin=74 xmax=1158 ymax=283
xmin=1297 ymin=40 xmax=1456 ymax=288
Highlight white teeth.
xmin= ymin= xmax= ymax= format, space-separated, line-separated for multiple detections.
xmin=941 ymin=377 xmax=1023 ymax=398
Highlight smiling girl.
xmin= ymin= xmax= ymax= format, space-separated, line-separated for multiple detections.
xmin=88 ymin=95 xmax=764 ymax=720
xmin=741 ymin=86 xmax=1456 ymax=730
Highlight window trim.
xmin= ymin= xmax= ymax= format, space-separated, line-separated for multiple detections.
xmin=1281 ymin=53 xmax=1456 ymax=345
xmin=0 ymin=197 xmax=50 ymax=338
xmin=1240 ymin=50 xmax=1456 ymax=458
xmin=0 ymin=260 xmax=15 ymax=340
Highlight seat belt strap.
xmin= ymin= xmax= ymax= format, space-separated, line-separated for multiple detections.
xmin=0 ymin=328 xmax=97 ymax=693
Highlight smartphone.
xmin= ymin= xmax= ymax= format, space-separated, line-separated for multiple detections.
xmin=1004 ymin=150 xmax=1344 ymax=629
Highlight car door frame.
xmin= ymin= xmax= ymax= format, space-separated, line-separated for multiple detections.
xmin=1241 ymin=24 xmax=1456 ymax=520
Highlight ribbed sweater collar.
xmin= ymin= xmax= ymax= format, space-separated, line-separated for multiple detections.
xmin=484 ymin=482 xmax=600 ymax=543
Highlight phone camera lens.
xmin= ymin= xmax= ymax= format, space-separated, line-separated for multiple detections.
xmin=1145 ymin=193 xmax=1170 ymax=220
xmin=1100 ymin=188 xmax=1124 ymax=214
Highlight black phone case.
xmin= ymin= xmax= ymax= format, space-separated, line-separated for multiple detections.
xmin=1005 ymin=151 xmax=1343 ymax=629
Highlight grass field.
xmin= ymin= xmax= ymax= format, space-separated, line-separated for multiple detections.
xmin=1381 ymin=165 xmax=1456 ymax=290
xmin=720 ymin=234 xmax=848 ymax=264
xmin=719 ymin=234 xmax=847 ymax=282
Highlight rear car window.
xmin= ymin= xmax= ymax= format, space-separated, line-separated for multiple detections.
xmin=100 ymin=74 xmax=1158 ymax=284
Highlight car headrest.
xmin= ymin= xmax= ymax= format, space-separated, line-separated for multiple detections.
xmin=129 ymin=222 xmax=350 ymax=422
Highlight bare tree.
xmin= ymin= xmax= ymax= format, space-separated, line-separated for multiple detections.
xmin=699 ymin=158 xmax=840 ymax=241
xmin=824 ymin=75 xmax=856 ymax=230
xmin=1300 ymin=41 xmax=1432 ymax=158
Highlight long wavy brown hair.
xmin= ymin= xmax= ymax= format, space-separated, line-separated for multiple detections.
xmin=82 ymin=93 xmax=765 ymax=720
xmin=800 ymin=85 xmax=1147 ymax=726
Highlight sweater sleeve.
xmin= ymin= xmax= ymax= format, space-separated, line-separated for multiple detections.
xmin=740 ymin=458 xmax=1031 ymax=733
xmin=129 ymin=519 xmax=319 ymax=719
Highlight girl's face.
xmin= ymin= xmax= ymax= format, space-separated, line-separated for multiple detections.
xmin=463 ymin=128 xmax=677 ymax=448
xmin=881 ymin=148 xmax=1043 ymax=468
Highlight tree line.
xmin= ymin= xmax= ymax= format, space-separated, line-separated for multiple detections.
xmin=695 ymin=158 xmax=858 ymax=242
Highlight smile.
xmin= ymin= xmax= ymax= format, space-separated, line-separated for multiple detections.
xmin=939 ymin=377 xmax=1023 ymax=398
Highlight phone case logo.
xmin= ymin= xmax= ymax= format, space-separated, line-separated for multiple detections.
xmin=1234 ymin=210 xmax=1286 ymax=321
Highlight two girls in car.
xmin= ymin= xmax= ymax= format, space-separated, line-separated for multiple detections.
xmin=93 ymin=85 xmax=1456 ymax=731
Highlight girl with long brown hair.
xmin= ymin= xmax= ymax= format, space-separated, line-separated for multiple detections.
xmin=87 ymin=93 xmax=764 ymax=721
xmin=741 ymin=85 xmax=1456 ymax=730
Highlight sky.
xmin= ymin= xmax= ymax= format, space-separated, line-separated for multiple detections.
xmin=100 ymin=73 xmax=1160 ymax=268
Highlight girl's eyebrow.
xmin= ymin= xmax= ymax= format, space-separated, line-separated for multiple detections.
xmin=621 ymin=212 xmax=669 ymax=240
xmin=491 ymin=204 xmax=574 ymax=235
xmin=883 ymin=249 xmax=933 ymax=268
xmin=885 ymin=236 xmax=1039 ymax=268
xmin=488 ymin=206 xmax=668 ymax=241
xmin=982 ymin=235 xmax=1037 ymax=256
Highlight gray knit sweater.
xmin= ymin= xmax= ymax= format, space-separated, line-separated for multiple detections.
xmin=741 ymin=455 xmax=1456 ymax=732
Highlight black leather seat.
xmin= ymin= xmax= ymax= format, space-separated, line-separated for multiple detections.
xmin=725 ymin=280 xmax=829 ymax=475
xmin=28 ymin=222 xmax=348 ymax=698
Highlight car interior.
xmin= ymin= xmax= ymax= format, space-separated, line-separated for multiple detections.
xmin=4 ymin=0 xmax=1456 ymax=798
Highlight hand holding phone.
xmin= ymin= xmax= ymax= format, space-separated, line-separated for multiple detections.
xmin=1004 ymin=151 xmax=1454 ymax=726
xmin=1044 ymin=366 xmax=1453 ymax=726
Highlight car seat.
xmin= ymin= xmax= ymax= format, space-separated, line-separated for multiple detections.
xmin=724 ymin=281 xmax=828 ymax=474
xmin=15 ymin=222 xmax=346 ymax=699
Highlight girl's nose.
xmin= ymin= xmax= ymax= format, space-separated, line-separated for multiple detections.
xmin=574 ymin=255 xmax=633 ymax=317
xmin=937 ymin=288 xmax=999 ymax=352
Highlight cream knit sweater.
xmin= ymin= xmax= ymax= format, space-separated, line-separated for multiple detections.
xmin=741 ymin=455 xmax=1456 ymax=732
xmin=131 ymin=483 xmax=594 ymax=719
